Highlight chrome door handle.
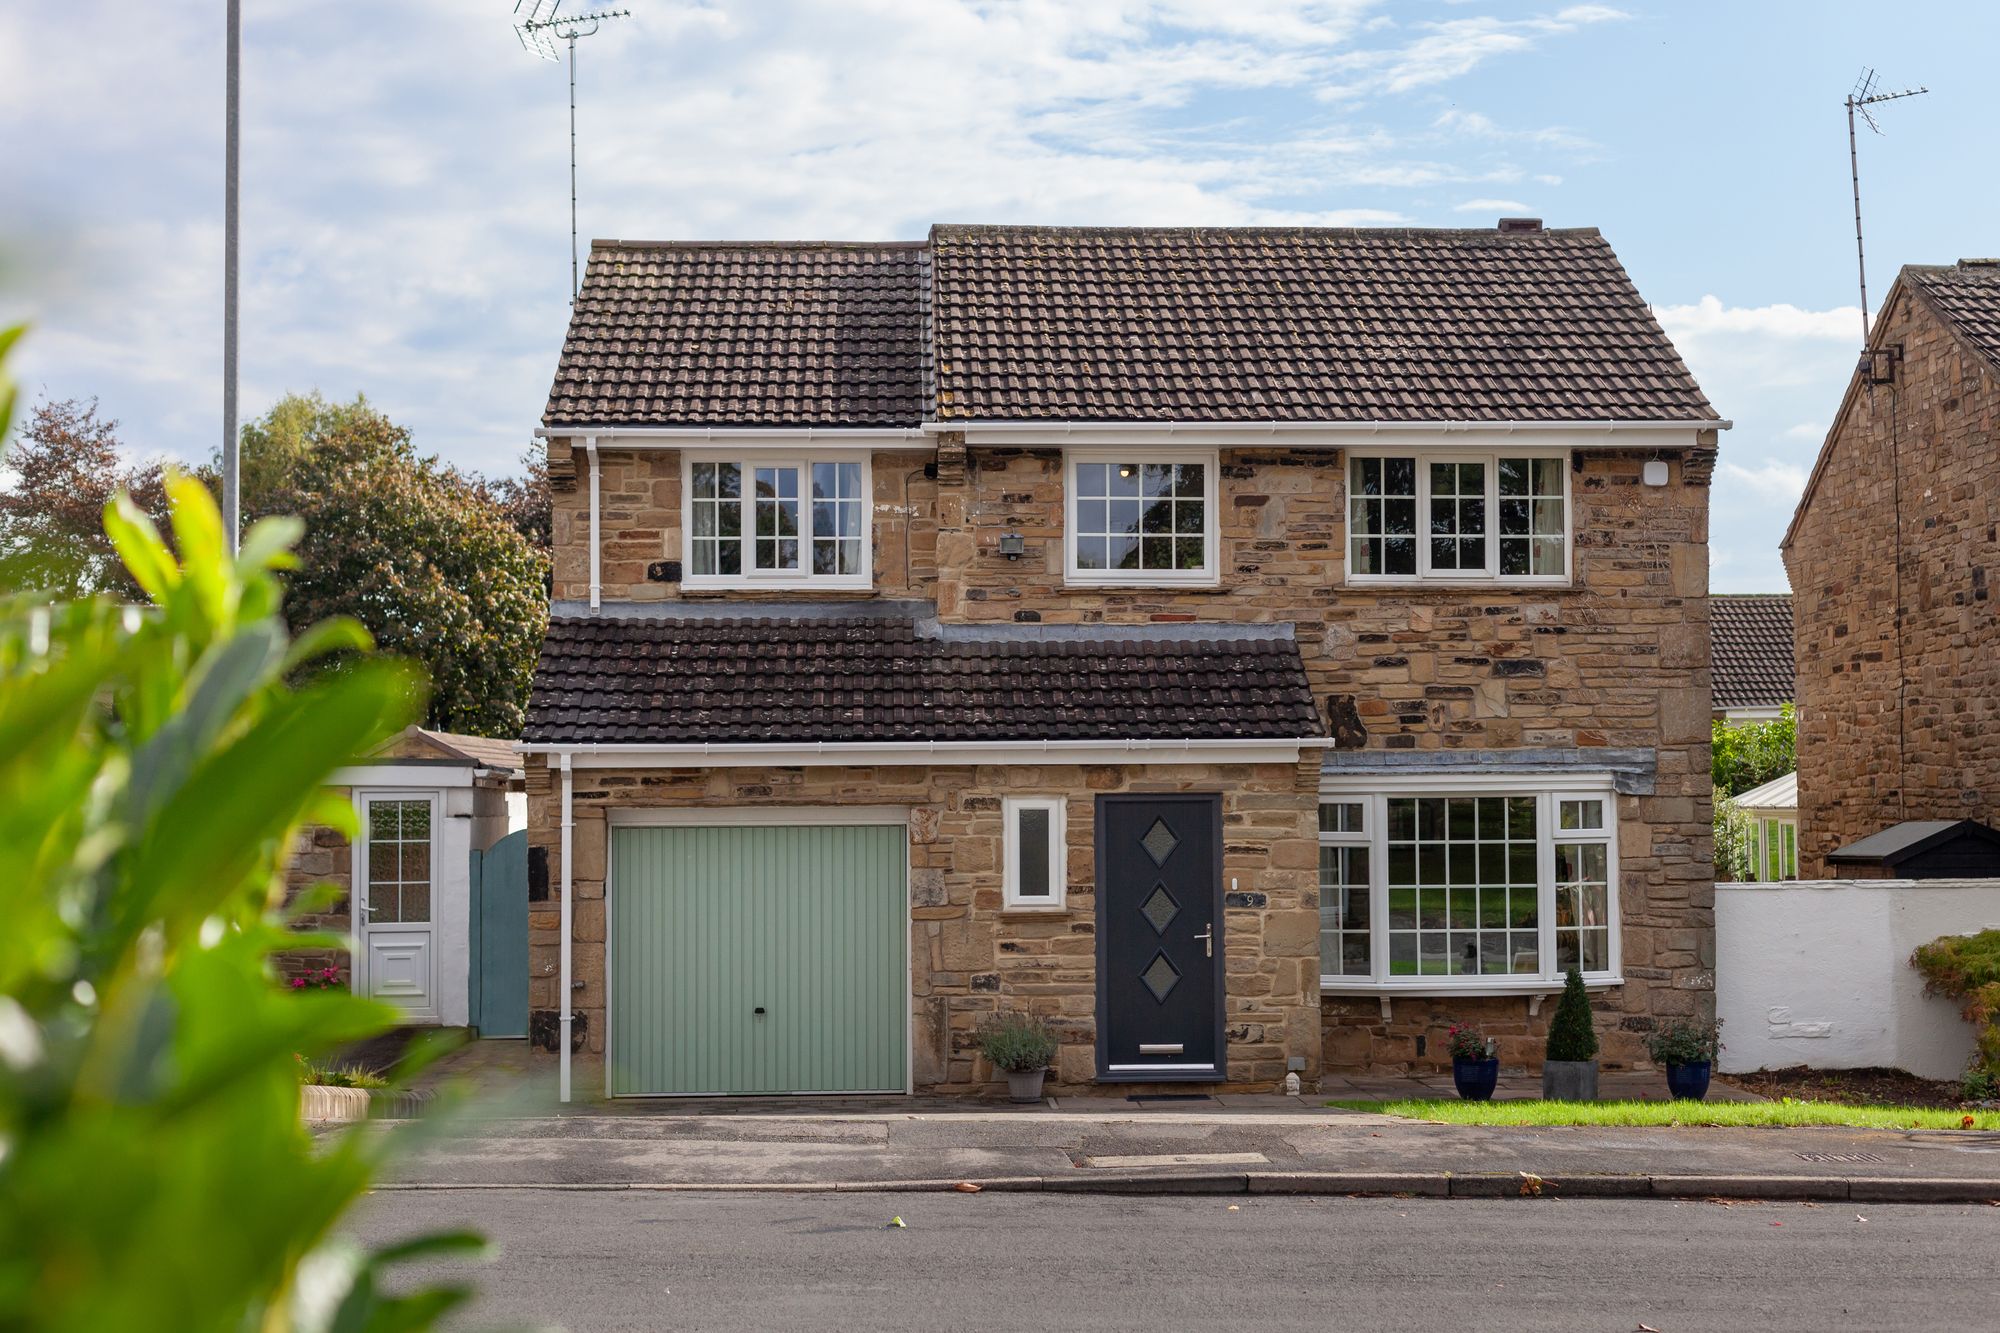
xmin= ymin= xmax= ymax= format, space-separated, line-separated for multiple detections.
xmin=1194 ymin=924 xmax=1213 ymax=958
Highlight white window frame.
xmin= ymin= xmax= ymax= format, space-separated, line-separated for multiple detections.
xmin=1318 ymin=773 xmax=1621 ymax=995
xmin=680 ymin=450 xmax=874 ymax=591
xmin=1062 ymin=447 xmax=1221 ymax=588
xmin=1755 ymin=815 xmax=1798 ymax=882
xmin=1345 ymin=448 xmax=1572 ymax=586
xmin=1002 ymin=796 xmax=1068 ymax=911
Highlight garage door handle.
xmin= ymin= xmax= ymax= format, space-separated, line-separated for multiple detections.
xmin=753 ymin=1007 xmax=766 ymax=1016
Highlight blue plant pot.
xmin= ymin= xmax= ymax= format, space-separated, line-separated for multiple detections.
xmin=1452 ymin=1056 xmax=1500 ymax=1102
xmin=1665 ymin=1061 xmax=1712 ymax=1101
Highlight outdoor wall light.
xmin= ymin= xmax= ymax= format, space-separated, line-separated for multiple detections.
xmin=1642 ymin=460 xmax=1670 ymax=487
xmin=998 ymin=532 xmax=1026 ymax=560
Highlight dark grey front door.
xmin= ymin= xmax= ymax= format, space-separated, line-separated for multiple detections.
xmin=1095 ymin=793 xmax=1224 ymax=1082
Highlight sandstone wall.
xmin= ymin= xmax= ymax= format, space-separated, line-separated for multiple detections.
xmin=278 ymin=811 xmax=352 ymax=988
xmin=1784 ymin=285 xmax=2000 ymax=876
xmin=523 ymin=757 xmax=1321 ymax=1095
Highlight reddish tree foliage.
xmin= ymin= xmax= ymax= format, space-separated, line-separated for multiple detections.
xmin=0 ymin=398 xmax=171 ymax=599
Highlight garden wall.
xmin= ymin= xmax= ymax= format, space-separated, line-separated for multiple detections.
xmin=1715 ymin=878 xmax=2000 ymax=1080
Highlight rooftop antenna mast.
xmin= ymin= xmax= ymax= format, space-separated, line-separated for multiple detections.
xmin=1845 ymin=68 xmax=1927 ymax=346
xmin=514 ymin=2 xmax=631 ymax=301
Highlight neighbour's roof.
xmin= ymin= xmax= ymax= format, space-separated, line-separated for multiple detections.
xmin=1906 ymin=260 xmax=2000 ymax=371
xmin=413 ymin=729 xmax=522 ymax=773
xmin=1731 ymin=771 xmax=1797 ymax=811
xmin=521 ymin=610 xmax=1323 ymax=745
xmin=543 ymin=223 xmax=1719 ymax=428
xmin=1827 ymin=819 xmax=2000 ymax=865
xmin=545 ymin=241 xmax=929 ymax=428
xmin=1711 ymin=595 xmax=1795 ymax=711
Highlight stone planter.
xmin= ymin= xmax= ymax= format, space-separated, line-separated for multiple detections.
xmin=300 ymin=1084 xmax=373 ymax=1124
xmin=1452 ymin=1057 xmax=1501 ymax=1102
xmin=1665 ymin=1061 xmax=1713 ymax=1101
xmin=1005 ymin=1068 xmax=1049 ymax=1104
xmin=1541 ymin=1059 xmax=1599 ymax=1101
xmin=299 ymin=1084 xmax=433 ymax=1123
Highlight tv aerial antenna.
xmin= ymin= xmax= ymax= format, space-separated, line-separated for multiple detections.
xmin=1845 ymin=69 xmax=1927 ymax=346
xmin=514 ymin=2 xmax=632 ymax=302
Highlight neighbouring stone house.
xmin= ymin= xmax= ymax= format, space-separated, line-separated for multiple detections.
xmin=521 ymin=222 xmax=1727 ymax=1100
xmin=283 ymin=725 xmax=520 ymax=1027
xmin=1710 ymin=594 xmax=1794 ymax=724
xmin=1782 ymin=259 xmax=2000 ymax=879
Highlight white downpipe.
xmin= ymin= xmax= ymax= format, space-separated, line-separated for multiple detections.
xmin=584 ymin=438 xmax=600 ymax=611
xmin=558 ymin=750 xmax=574 ymax=1103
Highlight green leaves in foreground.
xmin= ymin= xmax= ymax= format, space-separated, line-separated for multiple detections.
xmin=0 ymin=475 xmax=481 ymax=1331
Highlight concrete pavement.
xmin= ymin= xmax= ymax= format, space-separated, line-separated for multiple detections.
xmin=359 ymin=1100 xmax=2000 ymax=1203
xmin=349 ymin=1189 xmax=2000 ymax=1332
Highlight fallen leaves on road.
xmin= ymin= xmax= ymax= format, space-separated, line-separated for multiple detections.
xmin=1856 ymin=1215 xmax=1868 ymax=1223
xmin=1637 ymin=1323 xmax=1662 ymax=1332
xmin=886 ymin=1217 xmax=907 ymax=1229
xmin=1518 ymin=1172 xmax=1544 ymax=1197
xmin=954 ymin=1182 xmax=981 ymax=1193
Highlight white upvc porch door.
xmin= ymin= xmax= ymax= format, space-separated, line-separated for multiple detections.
xmin=355 ymin=791 xmax=439 ymax=1021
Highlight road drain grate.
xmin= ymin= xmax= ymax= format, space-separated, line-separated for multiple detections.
xmin=1794 ymin=1151 xmax=1886 ymax=1163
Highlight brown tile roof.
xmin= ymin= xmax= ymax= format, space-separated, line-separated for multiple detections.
xmin=927 ymin=225 xmax=1716 ymax=423
xmin=1907 ymin=260 xmax=2000 ymax=370
xmin=544 ymin=241 xmax=929 ymax=428
xmin=521 ymin=610 xmax=1323 ymax=745
xmin=542 ymin=224 xmax=1719 ymax=428
xmin=1711 ymin=594 xmax=1795 ymax=711
xmin=415 ymin=729 xmax=523 ymax=772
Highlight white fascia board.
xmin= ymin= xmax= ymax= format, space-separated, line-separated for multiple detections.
xmin=328 ymin=764 xmax=479 ymax=788
xmin=520 ymin=738 xmax=1333 ymax=769
xmin=534 ymin=425 xmax=931 ymax=450
xmin=926 ymin=420 xmax=1728 ymax=449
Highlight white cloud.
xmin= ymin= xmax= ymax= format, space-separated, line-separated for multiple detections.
xmin=4 ymin=0 xmax=1632 ymax=475
xmin=1453 ymin=197 xmax=1530 ymax=213
xmin=1719 ymin=459 xmax=1809 ymax=502
xmin=1655 ymin=295 xmax=1858 ymax=343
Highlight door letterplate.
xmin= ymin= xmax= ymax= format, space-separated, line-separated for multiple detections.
xmin=1138 ymin=1043 xmax=1185 ymax=1055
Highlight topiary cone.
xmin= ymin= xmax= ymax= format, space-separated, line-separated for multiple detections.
xmin=1545 ymin=966 xmax=1599 ymax=1063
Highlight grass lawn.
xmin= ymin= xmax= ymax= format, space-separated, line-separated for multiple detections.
xmin=1326 ymin=1098 xmax=2000 ymax=1130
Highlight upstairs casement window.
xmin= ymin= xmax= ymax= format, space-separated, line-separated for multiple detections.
xmin=1347 ymin=451 xmax=1570 ymax=584
xmin=1063 ymin=450 xmax=1219 ymax=586
xmin=1319 ymin=782 xmax=1620 ymax=991
xmin=683 ymin=455 xmax=871 ymax=589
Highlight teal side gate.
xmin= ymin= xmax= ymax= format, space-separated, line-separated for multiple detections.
xmin=468 ymin=829 xmax=530 ymax=1038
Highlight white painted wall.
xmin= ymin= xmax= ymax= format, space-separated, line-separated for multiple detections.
xmin=1717 ymin=879 xmax=2000 ymax=1081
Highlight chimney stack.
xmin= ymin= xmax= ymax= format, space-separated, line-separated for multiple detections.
xmin=1498 ymin=217 xmax=1543 ymax=233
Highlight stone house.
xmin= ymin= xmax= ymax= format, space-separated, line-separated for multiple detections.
xmin=521 ymin=222 xmax=1726 ymax=1100
xmin=1782 ymin=259 xmax=2000 ymax=879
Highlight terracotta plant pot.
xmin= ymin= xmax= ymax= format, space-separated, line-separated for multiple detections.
xmin=1005 ymin=1067 xmax=1049 ymax=1104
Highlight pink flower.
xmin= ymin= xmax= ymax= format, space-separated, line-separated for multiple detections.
xmin=290 ymin=978 xmax=306 ymax=990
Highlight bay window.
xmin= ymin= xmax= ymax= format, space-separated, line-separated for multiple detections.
xmin=1065 ymin=449 xmax=1218 ymax=585
xmin=1347 ymin=450 xmax=1569 ymax=583
xmin=684 ymin=454 xmax=871 ymax=589
xmin=1319 ymin=779 xmax=1619 ymax=991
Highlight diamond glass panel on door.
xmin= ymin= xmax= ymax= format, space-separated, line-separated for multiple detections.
xmin=1140 ymin=818 xmax=1180 ymax=866
xmin=1140 ymin=952 xmax=1181 ymax=1004
xmin=1140 ymin=883 xmax=1180 ymax=936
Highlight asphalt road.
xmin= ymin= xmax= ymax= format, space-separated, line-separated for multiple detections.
xmin=349 ymin=1189 xmax=1997 ymax=1332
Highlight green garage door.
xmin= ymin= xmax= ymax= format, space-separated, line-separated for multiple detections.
xmin=609 ymin=823 xmax=908 ymax=1096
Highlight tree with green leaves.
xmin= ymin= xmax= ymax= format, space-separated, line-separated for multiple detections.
xmin=237 ymin=392 xmax=548 ymax=737
xmin=0 ymin=397 xmax=172 ymax=600
xmin=0 ymin=456 xmax=486 ymax=1327
xmin=1712 ymin=705 xmax=1795 ymax=797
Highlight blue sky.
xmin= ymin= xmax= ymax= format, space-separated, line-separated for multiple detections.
xmin=4 ymin=1 xmax=1993 ymax=591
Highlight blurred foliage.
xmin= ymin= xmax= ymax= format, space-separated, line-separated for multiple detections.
xmin=0 ymin=436 xmax=484 ymax=1328
xmin=1711 ymin=704 xmax=1794 ymax=797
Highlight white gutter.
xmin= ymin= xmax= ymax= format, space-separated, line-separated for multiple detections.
xmin=918 ymin=418 xmax=1731 ymax=435
xmin=584 ymin=437 xmax=600 ymax=611
xmin=558 ymin=751 xmax=573 ymax=1104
